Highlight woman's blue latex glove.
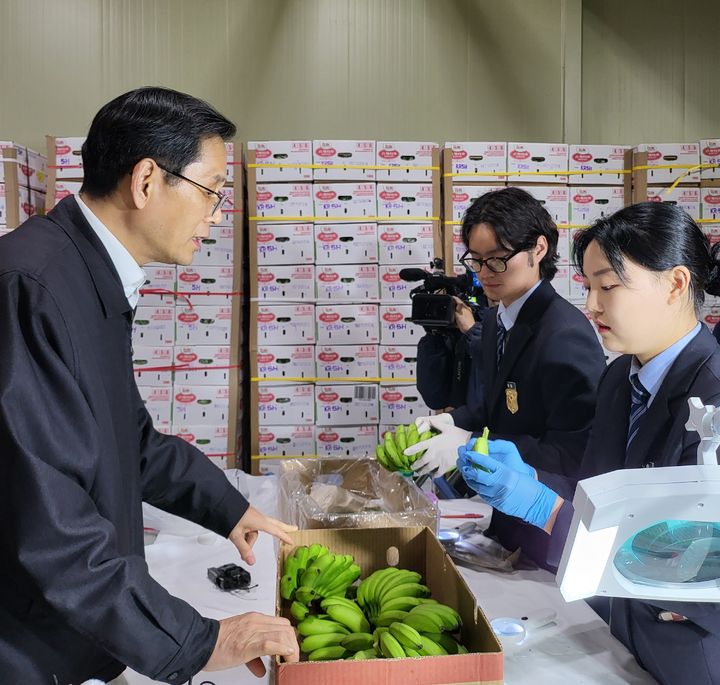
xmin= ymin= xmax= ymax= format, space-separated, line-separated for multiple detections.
xmin=456 ymin=444 xmax=558 ymax=529
xmin=486 ymin=439 xmax=536 ymax=478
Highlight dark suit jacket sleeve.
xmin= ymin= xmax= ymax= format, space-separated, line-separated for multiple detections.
xmin=493 ymin=323 xmax=604 ymax=477
xmin=416 ymin=332 xmax=454 ymax=409
xmin=134 ymin=387 xmax=249 ymax=537
xmin=0 ymin=273 xmax=218 ymax=682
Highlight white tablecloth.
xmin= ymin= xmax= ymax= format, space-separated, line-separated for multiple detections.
xmin=122 ymin=473 xmax=656 ymax=685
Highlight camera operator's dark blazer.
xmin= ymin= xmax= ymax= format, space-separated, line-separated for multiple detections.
xmin=0 ymin=197 xmax=249 ymax=684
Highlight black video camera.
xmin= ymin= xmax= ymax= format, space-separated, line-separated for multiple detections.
xmin=400 ymin=258 xmax=486 ymax=330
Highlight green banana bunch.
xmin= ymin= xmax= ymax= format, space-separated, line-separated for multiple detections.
xmin=280 ymin=544 xmax=329 ymax=601
xmin=357 ymin=567 xmax=428 ymax=623
xmin=374 ymin=424 xmax=436 ymax=473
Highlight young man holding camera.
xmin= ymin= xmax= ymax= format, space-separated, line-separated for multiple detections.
xmin=407 ymin=187 xmax=606 ymax=564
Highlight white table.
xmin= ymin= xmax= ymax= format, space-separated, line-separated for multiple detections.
xmin=123 ymin=473 xmax=656 ymax=685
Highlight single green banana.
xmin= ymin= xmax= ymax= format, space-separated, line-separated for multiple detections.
xmin=294 ymin=585 xmax=318 ymax=605
xmin=350 ymin=648 xmax=377 ymax=660
xmin=384 ymin=432 xmax=402 ymax=469
xmin=297 ymin=616 xmax=350 ymax=637
xmin=375 ymin=444 xmax=391 ymax=470
xmin=379 ymin=630 xmax=406 ymax=659
xmin=395 ymin=424 xmax=408 ymax=453
xmin=325 ymin=603 xmax=371 ymax=633
xmin=372 ymin=626 xmax=389 ymax=650
xmin=320 ymin=596 xmax=362 ymax=612
xmin=307 ymin=645 xmax=347 ymax=661
xmin=418 ymin=635 xmax=448 ymax=656
xmin=374 ymin=610 xmax=409 ymax=627
xmin=423 ymin=632 xmax=463 ymax=654
xmin=407 ymin=422 xmax=419 ymax=446
xmin=389 ymin=622 xmax=424 ymax=651
xmin=283 ymin=554 xmax=301 ymax=582
xmin=379 ymin=582 xmax=430 ymax=605
xmin=300 ymin=632 xmax=347 ymax=653
xmin=279 ymin=574 xmax=297 ymax=601
xmin=290 ymin=600 xmax=309 ymax=622
xmin=380 ymin=596 xmax=424 ymax=613
xmin=471 ymin=426 xmax=492 ymax=472
xmin=404 ymin=647 xmax=421 ymax=657
xmin=294 ymin=546 xmax=310 ymax=572
xmin=340 ymin=632 xmax=374 ymax=651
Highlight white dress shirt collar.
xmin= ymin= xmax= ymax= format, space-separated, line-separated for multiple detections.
xmin=497 ymin=279 xmax=543 ymax=332
xmin=76 ymin=195 xmax=146 ymax=310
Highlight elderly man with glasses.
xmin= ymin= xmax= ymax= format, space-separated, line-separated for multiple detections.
xmin=0 ymin=87 xmax=299 ymax=685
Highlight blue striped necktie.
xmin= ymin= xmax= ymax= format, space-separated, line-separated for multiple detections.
xmin=627 ymin=373 xmax=650 ymax=449
xmin=496 ymin=316 xmax=507 ymax=369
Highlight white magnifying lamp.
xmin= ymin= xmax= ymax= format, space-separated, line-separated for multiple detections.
xmin=557 ymin=397 xmax=720 ymax=603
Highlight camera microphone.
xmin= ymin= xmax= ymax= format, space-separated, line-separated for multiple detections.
xmin=399 ymin=268 xmax=431 ymax=282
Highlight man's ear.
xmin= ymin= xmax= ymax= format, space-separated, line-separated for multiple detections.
xmin=129 ymin=158 xmax=159 ymax=210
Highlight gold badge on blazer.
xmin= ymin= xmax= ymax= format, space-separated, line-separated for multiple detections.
xmin=505 ymin=381 xmax=519 ymax=414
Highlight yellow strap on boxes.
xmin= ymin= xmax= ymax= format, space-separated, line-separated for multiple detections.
xmin=249 ymin=215 xmax=441 ymax=222
xmin=443 ymin=168 xmax=632 ymax=178
xmin=248 ymin=163 xmax=439 ymax=171
xmin=251 ymin=376 xmax=415 ymax=383
xmin=252 ymin=454 xmax=321 ymax=460
xmin=444 ymin=220 xmax=589 ymax=229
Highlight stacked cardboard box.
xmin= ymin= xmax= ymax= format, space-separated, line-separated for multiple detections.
xmin=45 ymin=136 xmax=244 ymax=468
xmin=627 ymin=142 xmax=719 ymax=330
xmin=0 ymin=141 xmax=47 ymax=232
xmin=699 ymin=140 xmax=720 ymax=330
xmin=248 ymin=141 xmax=439 ymax=475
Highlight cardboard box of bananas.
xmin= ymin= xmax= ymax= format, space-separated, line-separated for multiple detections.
xmin=280 ymin=544 xmax=468 ymax=661
xmin=375 ymin=423 xmax=436 ymax=473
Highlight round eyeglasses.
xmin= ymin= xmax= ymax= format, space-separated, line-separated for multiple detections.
xmin=459 ymin=246 xmax=526 ymax=274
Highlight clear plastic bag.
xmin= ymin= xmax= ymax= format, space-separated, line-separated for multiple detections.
xmin=278 ymin=457 xmax=439 ymax=532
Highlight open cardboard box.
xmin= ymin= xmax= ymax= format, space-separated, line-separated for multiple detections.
xmin=274 ymin=526 xmax=503 ymax=685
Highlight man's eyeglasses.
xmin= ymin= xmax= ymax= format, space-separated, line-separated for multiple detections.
xmin=459 ymin=246 xmax=527 ymax=274
xmin=156 ymin=163 xmax=227 ymax=216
